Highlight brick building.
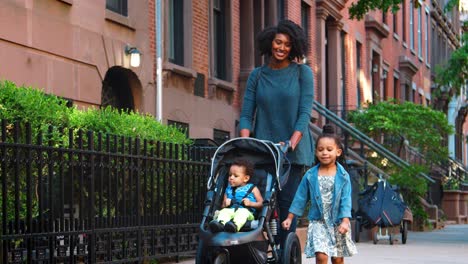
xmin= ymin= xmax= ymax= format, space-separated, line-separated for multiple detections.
xmin=0 ymin=0 xmax=465 ymax=163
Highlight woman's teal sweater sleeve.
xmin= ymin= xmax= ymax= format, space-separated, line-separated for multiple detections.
xmin=295 ymin=65 xmax=314 ymax=134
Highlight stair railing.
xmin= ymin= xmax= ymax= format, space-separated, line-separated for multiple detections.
xmin=312 ymin=101 xmax=435 ymax=183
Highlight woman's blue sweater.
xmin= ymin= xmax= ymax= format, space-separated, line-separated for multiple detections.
xmin=239 ymin=62 xmax=315 ymax=166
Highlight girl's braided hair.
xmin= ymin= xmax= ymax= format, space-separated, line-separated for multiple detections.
xmin=256 ymin=19 xmax=308 ymax=61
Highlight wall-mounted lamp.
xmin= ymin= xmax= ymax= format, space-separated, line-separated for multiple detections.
xmin=125 ymin=45 xmax=141 ymax=67
xmin=372 ymin=64 xmax=379 ymax=73
xmin=382 ymin=70 xmax=388 ymax=79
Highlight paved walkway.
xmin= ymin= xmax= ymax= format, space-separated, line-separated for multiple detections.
xmin=171 ymin=224 xmax=468 ymax=263
xmin=345 ymin=224 xmax=468 ymax=264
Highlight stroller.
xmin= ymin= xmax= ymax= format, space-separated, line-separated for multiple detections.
xmin=355 ymin=176 xmax=412 ymax=245
xmin=197 ymin=138 xmax=302 ymax=264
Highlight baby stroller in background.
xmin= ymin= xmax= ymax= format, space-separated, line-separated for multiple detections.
xmin=197 ymin=138 xmax=302 ymax=264
xmin=355 ymin=175 xmax=412 ymax=245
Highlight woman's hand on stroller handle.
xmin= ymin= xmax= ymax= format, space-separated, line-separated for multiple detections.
xmin=276 ymin=140 xmax=292 ymax=153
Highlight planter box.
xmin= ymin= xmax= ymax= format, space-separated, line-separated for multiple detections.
xmin=441 ymin=190 xmax=462 ymax=223
xmin=459 ymin=191 xmax=468 ymax=224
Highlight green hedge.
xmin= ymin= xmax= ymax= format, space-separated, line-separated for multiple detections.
xmin=0 ymin=80 xmax=190 ymax=144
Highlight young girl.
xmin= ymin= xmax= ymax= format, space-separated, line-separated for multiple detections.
xmin=282 ymin=125 xmax=357 ymax=264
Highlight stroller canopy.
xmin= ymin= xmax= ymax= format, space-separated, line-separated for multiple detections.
xmin=208 ymin=138 xmax=290 ymax=190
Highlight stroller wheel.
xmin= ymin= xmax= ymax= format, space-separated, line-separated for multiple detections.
xmin=282 ymin=233 xmax=302 ymax=264
xmin=354 ymin=219 xmax=361 ymax=243
xmin=213 ymin=251 xmax=228 ymax=264
xmin=195 ymin=241 xmax=207 ymax=264
xmin=372 ymin=230 xmax=378 ymax=244
xmin=401 ymin=221 xmax=408 ymax=244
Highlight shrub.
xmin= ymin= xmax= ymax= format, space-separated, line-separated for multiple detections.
xmin=0 ymin=80 xmax=189 ymax=144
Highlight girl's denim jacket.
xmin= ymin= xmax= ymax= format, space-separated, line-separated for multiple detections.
xmin=288 ymin=163 xmax=352 ymax=225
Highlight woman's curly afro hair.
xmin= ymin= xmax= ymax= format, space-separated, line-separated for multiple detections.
xmin=256 ymin=19 xmax=308 ymax=61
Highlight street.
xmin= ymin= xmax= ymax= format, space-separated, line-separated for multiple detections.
xmin=172 ymin=224 xmax=468 ymax=264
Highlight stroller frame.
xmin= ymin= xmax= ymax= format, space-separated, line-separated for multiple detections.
xmin=196 ymin=138 xmax=302 ymax=264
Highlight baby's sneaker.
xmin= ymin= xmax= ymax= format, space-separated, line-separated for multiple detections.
xmin=224 ymin=221 xmax=238 ymax=233
xmin=208 ymin=220 xmax=224 ymax=233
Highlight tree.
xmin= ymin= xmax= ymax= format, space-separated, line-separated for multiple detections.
xmin=348 ymin=100 xmax=454 ymax=165
xmin=349 ymin=0 xmax=422 ymax=20
xmin=433 ymin=29 xmax=468 ymax=111
xmin=349 ymin=0 xmax=460 ymax=20
xmin=348 ymin=100 xmax=455 ymax=226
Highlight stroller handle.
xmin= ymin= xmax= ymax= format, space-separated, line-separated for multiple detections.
xmin=274 ymin=140 xmax=292 ymax=154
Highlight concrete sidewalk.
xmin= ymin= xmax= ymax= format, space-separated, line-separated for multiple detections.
xmin=345 ymin=224 xmax=468 ymax=264
xmin=171 ymin=224 xmax=468 ymax=263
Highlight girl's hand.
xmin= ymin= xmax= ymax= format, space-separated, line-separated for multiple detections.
xmin=225 ymin=198 xmax=231 ymax=207
xmin=282 ymin=219 xmax=292 ymax=230
xmin=338 ymin=221 xmax=350 ymax=234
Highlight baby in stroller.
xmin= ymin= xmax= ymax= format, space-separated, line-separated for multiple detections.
xmin=197 ymin=138 xmax=302 ymax=264
xmin=209 ymin=159 xmax=264 ymax=233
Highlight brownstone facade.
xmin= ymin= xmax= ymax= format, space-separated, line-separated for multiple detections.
xmin=0 ymin=0 xmax=465 ymax=163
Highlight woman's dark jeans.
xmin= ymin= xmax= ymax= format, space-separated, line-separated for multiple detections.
xmin=278 ymin=164 xmax=309 ymax=247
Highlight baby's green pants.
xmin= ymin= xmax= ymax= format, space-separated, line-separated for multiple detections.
xmin=217 ymin=208 xmax=254 ymax=231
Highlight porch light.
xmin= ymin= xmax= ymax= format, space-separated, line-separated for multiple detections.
xmin=125 ymin=45 xmax=142 ymax=67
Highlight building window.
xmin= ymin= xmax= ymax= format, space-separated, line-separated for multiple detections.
xmin=393 ymin=11 xmax=398 ymax=34
xmin=106 ymin=0 xmax=127 ymax=16
xmin=404 ymin=84 xmax=411 ymax=101
xmin=278 ymin=0 xmax=285 ymax=21
xmin=383 ymin=70 xmax=388 ymax=100
xmin=301 ymin=2 xmax=310 ymax=54
xmin=341 ymin=31 xmax=347 ymax=108
xmin=393 ymin=77 xmax=399 ymax=100
xmin=418 ymin=6 xmax=422 ymax=57
xmin=168 ymin=0 xmax=184 ymax=66
xmin=213 ymin=0 xmax=231 ymax=81
xmin=383 ymin=11 xmax=387 ymax=25
xmin=410 ymin=1 xmax=414 ymax=50
xmin=168 ymin=120 xmax=189 ymax=137
xmin=213 ymin=129 xmax=230 ymax=145
xmin=402 ymin=0 xmax=407 ymax=43
xmin=356 ymin=42 xmax=362 ymax=107
xmin=425 ymin=8 xmax=429 ymax=63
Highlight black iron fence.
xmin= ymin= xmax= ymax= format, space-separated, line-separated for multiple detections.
xmin=0 ymin=120 xmax=215 ymax=263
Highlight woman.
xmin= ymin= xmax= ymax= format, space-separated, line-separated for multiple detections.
xmin=239 ymin=19 xmax=315 ymax=246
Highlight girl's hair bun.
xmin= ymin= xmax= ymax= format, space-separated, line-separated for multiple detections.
xmin=322 ymin=124 xmax=335 ymax=134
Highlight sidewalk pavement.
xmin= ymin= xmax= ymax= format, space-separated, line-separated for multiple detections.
xmin=171 ymin=224 xmax=468 ymax=264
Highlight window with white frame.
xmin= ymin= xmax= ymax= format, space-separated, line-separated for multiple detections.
xmin=212 ymin=0 xmax=232 ymax=81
